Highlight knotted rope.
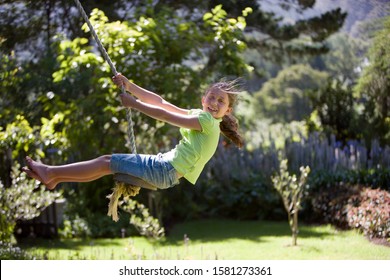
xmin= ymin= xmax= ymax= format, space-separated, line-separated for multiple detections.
xmin=73 ymin=0 xmax=140 ymax=221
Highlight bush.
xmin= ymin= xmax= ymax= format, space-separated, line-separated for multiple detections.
xmin=0 ymin=164 xmax=61 ymax=242
xmin=121 ymin=198 xmax=165 ymax=240
xmin=58 ymin=214 xmax=91 ymax=239
xmin=311 ymin=183 xmax=361 ymax=228
xmin=311 ymin=184 xmax=390 ymax=238
xmin=308 ymin=169 xmax=390 ymax=192
xmin=0 ymin=241 xmax=36 ymax=260
xmin=346 ymin=188 xmax=390 ymax=239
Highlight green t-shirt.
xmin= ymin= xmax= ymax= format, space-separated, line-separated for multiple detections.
xmin=165 ymin=109 xmax=222 ymax=184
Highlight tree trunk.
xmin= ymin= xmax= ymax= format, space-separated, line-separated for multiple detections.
xmin=292 ymin=209 xmax=299 ymax=246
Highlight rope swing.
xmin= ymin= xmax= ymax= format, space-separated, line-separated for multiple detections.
xmin=73 ymin=0 xmax=157 ymax=221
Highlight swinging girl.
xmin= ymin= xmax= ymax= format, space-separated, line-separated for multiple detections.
xmin=22 ymin=74 xmax=244 ymax=191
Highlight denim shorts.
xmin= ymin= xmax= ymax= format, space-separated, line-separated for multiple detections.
xmin=110 ymin=153 xmax=180 ymax=189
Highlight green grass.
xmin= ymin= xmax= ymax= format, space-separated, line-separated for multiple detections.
xmin=19 ymin=219 xmax=389 ymax=260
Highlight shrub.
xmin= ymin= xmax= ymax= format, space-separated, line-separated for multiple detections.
xmin=346 ymin=188 xmax=390 ymax=239
xmin=311 ymin=184 xmax=390 ymax=238
xmin=0 ymin=241 xmax=36 ymax=260
xmin=311 ymin=183 xmax=360 ymax=228
xmin=58 ymin=214 xmax=91 ymax=239
xmin=308 ymin=169 xmax=390 ymax=192
xmin=0 ymin=164 xmax=61 ymax=242
xmin=121 ymin=198 xmax=165 ymax=240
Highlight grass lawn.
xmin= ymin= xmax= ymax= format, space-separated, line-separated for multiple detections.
xmin=19 ymin=219 xmax=390 ymax=260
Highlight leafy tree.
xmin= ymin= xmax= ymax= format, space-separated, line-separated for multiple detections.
xmin=310 ymin=33 xmax=368 ymax=83
xmin=308 ymin=79 xmax=362 ymax=142
xmin=354 ymin=16 xmax=390 ymax=145
xmin=304 ymin=34 xmax=368 ymax=143
xmin=0 ymin=51 xmax=24 ymax=127
xmin=208 ymin=0 xmax=346 ymax=62
xmin=254 ymin=64 xmax=329 ymax=123
xmin=0 ymin=0 xmax=346 ymax=66
xmin=0 ymin=0 xmax=128 ymax=56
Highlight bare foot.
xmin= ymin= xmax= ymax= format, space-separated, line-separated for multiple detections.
xmin=22 ymin=167 xmax=57 ymax=190
xmin=24 ymin=157 xmax=56 ymax=190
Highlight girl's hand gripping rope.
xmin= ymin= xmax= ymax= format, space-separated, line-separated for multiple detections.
xmin=112 ymin=73 xmax=130 ymax=91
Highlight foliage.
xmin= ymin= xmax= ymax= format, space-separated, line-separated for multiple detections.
xmin=311 ymin=184 xmax=390 ymax=239
xmin=254 ymin=64 xmax=329 ymax=123
xmin=121 ymin=198 xmax=165 ymax=240
xmin=272 ymin=159 xmax=310 ymax=245
xmin=346 ymin=187 xmax=390 ymax=239
xmin=58 ymin=214 xmax=91 ymax=239
xmin=0 ymin=165 xmax=61 ymax=242
xmin=245 ymin=119 xmax=308 ymax=151
xmin=311 ymin=33 xmax=367 ymax=83
xmin=214 ymin=0 xmax=346 ymax=63
xmin=0 ymin=51 xmax=24 ymax=127
xmin=308 ymin=79 xmax=361 ymax=142
xmin=354 ymin=16 xmax=390 ymax=146
xmin=308 ymin=168 xmax=390 ymax=193
xmin=0 ymin=0 xmax=346 ymax=64
xmin=346 ymin=188 xmax=390 ymax=238
xmin=85 ymin=212 xmax=137 ymax=238
xmin=0 ymin=112 xmax=69 ymax=188
xmin=202 ymin=5 xmax=251 ymax=75
xmin=311 ymin=183 xmax=360 ymax=228
xmin=0 ymin=241 xmax=36 ymax=260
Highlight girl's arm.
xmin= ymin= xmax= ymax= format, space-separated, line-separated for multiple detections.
xmin=113 ymin=74 xmax=189 ymax=115
xmin=120 ymin=93 xmax=202 ymax=131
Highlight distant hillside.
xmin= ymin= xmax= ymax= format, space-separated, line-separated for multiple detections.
xmin=315 ymin=0 xmax=389 ymax=37
xmin=260 ymin=0 xmax=389 ymax=37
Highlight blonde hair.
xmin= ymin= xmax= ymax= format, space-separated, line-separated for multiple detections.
xmin=205 ymin=79 xmax=244 ymax=148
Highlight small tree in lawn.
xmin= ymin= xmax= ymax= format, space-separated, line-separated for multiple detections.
xmin=272 ymin=159 xmax=310 ymax=246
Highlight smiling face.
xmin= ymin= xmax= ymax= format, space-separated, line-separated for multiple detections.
xmin=201 ymin=88 xmax=233 ymax=119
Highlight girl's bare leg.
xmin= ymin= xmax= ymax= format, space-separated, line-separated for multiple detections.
xmin=23 ymin=156 xmax=113 ymax=190
xmin=22 ymin=167 xmax=109 ymax=190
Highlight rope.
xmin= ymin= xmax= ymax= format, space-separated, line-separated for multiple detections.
xmin=73 ymin=0 xmax=140 ymax=221
xmin=73 ymin=0 xmax=137 ymax=154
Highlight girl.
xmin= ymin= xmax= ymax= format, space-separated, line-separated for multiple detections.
xmin=22 ymin=74 xmax=244 ymax=190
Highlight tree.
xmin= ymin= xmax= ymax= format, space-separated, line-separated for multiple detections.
xmin=310 ymin=33 xmax=368 ymax=84
xmin=354 ymin=16 xmax=390 ymax=145
xmin=308 ymin=79 xmax=361 ymax=142
xmin=254 ymin=64 xmax=329 ymax=123
xmin=209 ymin=0 xmax=346 ymax=62
xmin=272 ymin=159 xmax=310 ymax=246
xmin=0 ymin=0 xmax=347 ymax=66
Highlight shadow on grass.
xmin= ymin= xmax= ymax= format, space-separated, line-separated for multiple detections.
xmin=18 ymin=237 xmax=124 ymax=251
xmin=161 ymin=219 xmax=334 ymax=246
